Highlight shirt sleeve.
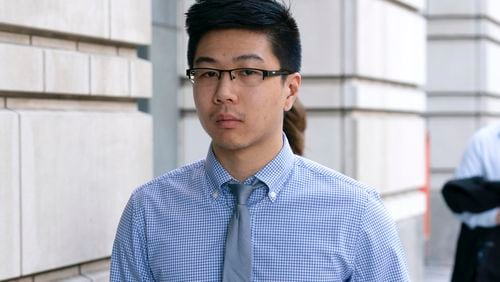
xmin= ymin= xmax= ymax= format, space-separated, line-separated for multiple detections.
xmin=110 ymin=191 xmax=155 ymax=281
xmin=350 ymin=191 xmax=410 ymax=282
xmin=455 ymin=133 xmax=484 ymax=179
xmin=457 ymin=207 xmax=500 ymax=229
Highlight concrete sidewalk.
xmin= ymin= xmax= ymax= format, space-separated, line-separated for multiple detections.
xmin=424 ymin=265 xmax=452 ymax=282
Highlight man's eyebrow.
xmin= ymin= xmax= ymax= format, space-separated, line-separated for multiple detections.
xmin=194 ymin=56 xmax=217 ymax=65
xmin=194 ymin=54 xmax=264 ymax=65
xmin=234 ymin=54 xmax=264 ymax=62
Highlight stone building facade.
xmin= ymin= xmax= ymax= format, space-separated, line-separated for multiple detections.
xmin=0 ymin=0 xmax=153 ymax=281
xmin=0 ymin=0 xmax=435 ymax=281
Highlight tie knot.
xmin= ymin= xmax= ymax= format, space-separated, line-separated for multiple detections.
xmin=228 ymin=183 xmax=257 ymax=205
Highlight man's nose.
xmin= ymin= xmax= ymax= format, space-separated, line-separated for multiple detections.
xmin=213 ymin=72 xmax=238 ymax=104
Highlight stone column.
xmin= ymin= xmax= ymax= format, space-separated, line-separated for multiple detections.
xmin=148 ymin=0 xmax=180 ymax=176
xmin=0 ymin=0 xmax=152 ymax=280
xmin=427 ymin=0 xmax=500 ymax=267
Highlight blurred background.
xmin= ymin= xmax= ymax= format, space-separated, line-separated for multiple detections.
xmin=1 ymin=0 xmax=498 ymax=281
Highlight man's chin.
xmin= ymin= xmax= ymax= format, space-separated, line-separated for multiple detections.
xmin=211 ymin=138 xmax=249 ymax=153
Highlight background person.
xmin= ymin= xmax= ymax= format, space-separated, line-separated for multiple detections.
xmin=449 ymin=122 xmax=500 ymax=281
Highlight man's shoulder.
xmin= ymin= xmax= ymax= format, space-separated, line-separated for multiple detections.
xmin=293 ymin=156 xmax=378 ymax=199
xmin=133 ymin=159 xmax=206 ymax=197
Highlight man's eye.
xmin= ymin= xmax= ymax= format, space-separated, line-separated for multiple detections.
xmin=200 ymin=71 xmax=219 ymax=78
xmin=239 ymin=69 xmax=259 ymax=76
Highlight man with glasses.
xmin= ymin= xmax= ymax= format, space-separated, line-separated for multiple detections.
xmin=110 ymin=0 xmax=410 ymax=281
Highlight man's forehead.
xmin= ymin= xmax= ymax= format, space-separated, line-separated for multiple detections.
xmin=193 ymin=29 xmax=278 ymax=66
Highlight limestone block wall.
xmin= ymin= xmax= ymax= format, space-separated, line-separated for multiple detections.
xmin=427 ymin=0 xmax=500 ymax=267
xmin=0 ymin=1 xmax=152 ymax=281
xmin=178 ymin=0 xmax=426 ymax=280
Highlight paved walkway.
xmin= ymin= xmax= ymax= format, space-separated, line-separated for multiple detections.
xmin=424 ymin=265 xmax=452 ymax=282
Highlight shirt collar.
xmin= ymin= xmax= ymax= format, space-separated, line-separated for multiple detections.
xmin=205 ymin=148 xmax=233 ymax=194
xmin=205 ymin=133 xmax=296 ymax=202
xmin=254 ymin=134 xmax=295 ymax=201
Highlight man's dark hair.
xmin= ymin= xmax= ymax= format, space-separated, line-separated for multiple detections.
xmin=185 ymin=0 xmax=301 ymax=73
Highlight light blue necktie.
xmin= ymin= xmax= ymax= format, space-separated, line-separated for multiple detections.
xmin=223 ymin=183 xmax=257 ymax=282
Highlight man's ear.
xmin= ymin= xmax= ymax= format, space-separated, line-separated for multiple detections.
xmin=283 ymin=72 xmax=301 ymax=111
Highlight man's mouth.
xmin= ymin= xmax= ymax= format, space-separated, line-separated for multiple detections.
xmin=215 ymin=113 xmax=242 ymax=129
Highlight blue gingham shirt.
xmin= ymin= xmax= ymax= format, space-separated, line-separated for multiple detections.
xmin=111 ymin=138 xmax=410 ymax=281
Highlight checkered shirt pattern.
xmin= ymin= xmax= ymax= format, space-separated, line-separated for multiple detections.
xmin=110 ymin=138 xmax=410 ymax=281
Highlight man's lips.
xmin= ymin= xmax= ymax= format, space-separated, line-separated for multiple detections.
xmin=215 ymin=113 xmax=242 ymax=128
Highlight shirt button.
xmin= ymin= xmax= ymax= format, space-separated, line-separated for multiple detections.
xmin=211 ymin=191 xmax=219 ymax=199
xmin=268 ymin=191 xmax=277 ymax=200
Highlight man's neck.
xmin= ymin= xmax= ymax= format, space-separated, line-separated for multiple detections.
xmin=213 ymin=137 xmax=283 ymax=182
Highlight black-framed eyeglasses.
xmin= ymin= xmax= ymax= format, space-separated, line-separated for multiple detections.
xmin=186 ymin=67 xmax=291 ymax=88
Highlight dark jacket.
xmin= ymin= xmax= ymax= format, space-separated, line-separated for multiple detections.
xmin=442 ymin=177 xmax=500 ymax=282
